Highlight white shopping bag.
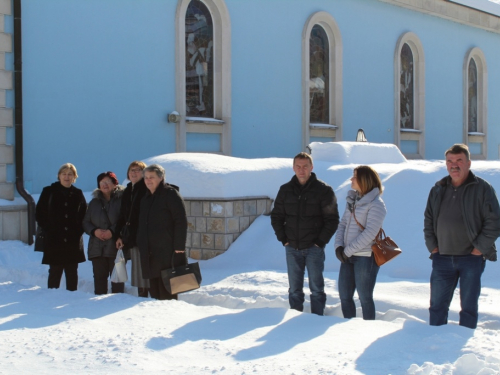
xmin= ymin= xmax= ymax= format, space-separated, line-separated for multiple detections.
xmin=111 ymin=249 xmax=128 ymax=283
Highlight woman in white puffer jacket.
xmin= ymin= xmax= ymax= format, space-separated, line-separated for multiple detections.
xmin=334 ymin=166 xmax=387 ymax=320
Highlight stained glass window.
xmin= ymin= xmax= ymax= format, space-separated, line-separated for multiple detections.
xmin=400 ymin=43 xmax=414 ymax=129
xmin=309 ymin=25 xmax=329 ymax=124
xmin=468 ymin=58 xmax=478 ymax=132
xmin=185 ymin=0 xmax=213 ymax=117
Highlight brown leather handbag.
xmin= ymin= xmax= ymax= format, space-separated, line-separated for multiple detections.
xmin=353 ymin=210 xmax=402 ymax=266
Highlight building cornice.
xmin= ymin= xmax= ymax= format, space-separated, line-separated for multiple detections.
xmin=379 ymin=0 xmax=500 ymax=34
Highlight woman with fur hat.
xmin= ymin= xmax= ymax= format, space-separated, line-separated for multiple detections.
xmin=83 ymin=171 xmax=125 ymax=295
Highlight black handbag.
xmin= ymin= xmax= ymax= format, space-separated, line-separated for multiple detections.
xmin=34 ymin=226 xmax=46 ymax=252
xmin=161 ymin=253 xmax=202 ymax=295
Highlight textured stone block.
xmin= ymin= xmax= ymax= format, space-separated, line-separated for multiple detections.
xmin=195 ymin=217 xmax=206 ymax=232
xmin=257 ymin=199 xmax=267 ymax=215
xmin=249 ymin=215 xmax=257 ymax=224
xmin=226 ymin=217 xmax=239 ymax=233
xmin=211 ymin=202 xmax=233 ymax=217
xmin=0 ymin=89 xmax=5 ymax=107
xmin=207 ymin=217 xmax=224 ymax=233
xmin=0 ymin=126 xmax=6 ymax=143
xmin=244 ymin=200 xmax=257 ymax=216
xmin=0 ymin=182 xmax=13 ymax=200
xmin=239 ymin=216 xmax=250 ymax=232
xmin=185 ymin=233 xmax=191 ymax=247
xmin=234 ymin=201 xmax=243 ymax=216
xmin=2 ymin=211 xmax=20 ymax=240
xmin=0 ymin=70 xmax=13 ymax=90
xmin=192 ymin=233 xmax=200 ymax=247
xmin=189 ymin=249 xmax=201 ymax=260
xmin=0 ymin=108 xmax=13 ymax=126
xmin=201 ymin=233 xmax=214 ymax=249
xmin=267 ymin=199 xmax=274 ymax=214
xmin=215 ymin=234 xmax=233 ymax=250
xmin=202 ymin=249 xmax=224 ymax=260
xmin=203 ymin=201 xmax=210 ymax=216
xmin=0 ymin=33 xmax=11 ymax=53
xmin=184 ymin=200 xmax=191 ymax=216
xmin=0 ymin=164 xmax=6 ymax=182
xmin=0 ymin=144 xmax=13 ymax=163
xmin=233 ymin=233 xmax=240 ymax=241
xmin=187 ymin=217 xmax=196 ymax=232
xmin=20 ymin=211 xmax=28 ymax=243
xmin=191 ymin=201 xmax=202 ymax=216
xmin=0 ymin=0 xmax=12 ymax=15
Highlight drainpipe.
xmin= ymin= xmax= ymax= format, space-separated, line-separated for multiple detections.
xmin=13 ymin=0 xmax=36 ymax=245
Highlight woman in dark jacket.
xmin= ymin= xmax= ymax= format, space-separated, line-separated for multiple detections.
xmin=136 ymin=164 xmax=188 ymax=300
xmin=115 ymin=161 xmax=150 ymax=297
xmin=35 ymin=163 xmax=87 ymax=291
xmin=83 ymin=171 xmax=125 ymax=295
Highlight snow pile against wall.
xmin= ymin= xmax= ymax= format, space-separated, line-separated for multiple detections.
xmin=310 ymin=142 xmax=407 ymax=164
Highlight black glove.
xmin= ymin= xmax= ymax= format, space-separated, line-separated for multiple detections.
xmin=335 ymin=246 xmax=349 ymax=263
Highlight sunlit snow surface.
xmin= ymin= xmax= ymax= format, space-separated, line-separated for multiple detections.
xmin=1 ymin=144 xmax=499 ymax=374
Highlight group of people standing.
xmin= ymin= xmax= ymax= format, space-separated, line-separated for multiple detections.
xmin=35 ymin=162 xmax=188 ymax=300
xmin=272 ymin=144 xmax=500 ymax=329
xmin=35 ymin=143 xmax=499 ymax=329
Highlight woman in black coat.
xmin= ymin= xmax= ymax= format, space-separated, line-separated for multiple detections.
xmin=136 ymin=164 xmax=188 ymax=300
xmin=35 ymin=163 xmax=87 ymax=291
xmin=115 ymin=161 xmax=150 ymax=297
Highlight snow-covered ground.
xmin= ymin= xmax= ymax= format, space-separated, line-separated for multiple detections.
xmin=1 ymin=143 xmax=499 ymax=374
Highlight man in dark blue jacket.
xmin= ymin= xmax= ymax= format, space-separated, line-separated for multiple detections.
xmin=271 ymin=152 xmax=339 ymax=315
xmin=424 ymin=144 xmax=500 ymax=328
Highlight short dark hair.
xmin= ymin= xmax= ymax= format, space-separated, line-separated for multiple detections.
xmin=293 ymin=152 xmax=313 ymax=165
xmin=445 ymin=144 xmax=470 ymax=161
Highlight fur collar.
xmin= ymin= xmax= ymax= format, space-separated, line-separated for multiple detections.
xmin=91 ymin=185 xmax=125 ymax=200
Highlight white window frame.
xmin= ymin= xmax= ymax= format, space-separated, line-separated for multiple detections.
xmin=302 ymin=11 xmax=342 ymax=150
xmin=463 ymin=47 xmax=487 ymax=160
xmin=394 ymin=32 xmax=425 ymax=159
xmin=175 ymin=0 xmax=231 ymax=154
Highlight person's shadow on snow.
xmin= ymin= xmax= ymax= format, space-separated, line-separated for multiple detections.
xmin=233 ymin=312 xmax=342 ymax=360
xmin=146 ymin=308 xmax=288 ymax=351
xmin=355 ymin=319 xmax=474 ymax=373
xmin=0 ymin=282 xmax=141 ymax=331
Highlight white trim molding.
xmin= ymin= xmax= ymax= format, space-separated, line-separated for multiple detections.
xmin=379 ymin=0 xmax=500 ymax=35
xmin=302 ymin=11 xmax=343 ymax=150
xmin=394 ymin=31 xmax=425 ymax=159
xmin=463 ymin=47 xmax=488 ymax=160
xmin=175 ymin=0 xmax=232 ymax=155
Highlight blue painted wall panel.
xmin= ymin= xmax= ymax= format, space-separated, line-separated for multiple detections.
xmin=15 ymin=0 xmax=500 ymax=193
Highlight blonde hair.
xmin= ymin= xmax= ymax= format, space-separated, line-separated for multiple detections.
xmin=57 ymin=163 xmax=78 ymax=182
xmin=127 ymin=161 xmax=147 ymax=180
xmin=354 ymin=165 xmax=383 ymax=196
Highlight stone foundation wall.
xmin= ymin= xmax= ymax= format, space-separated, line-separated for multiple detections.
xmin=184 ymin=196 xmax=273 ymax=260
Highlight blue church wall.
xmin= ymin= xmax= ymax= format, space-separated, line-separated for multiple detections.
xmin=16 ymin=0 xmax=500 ymax=193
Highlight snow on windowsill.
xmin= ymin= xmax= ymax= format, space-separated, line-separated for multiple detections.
xmin=186 ymin=117 xmax=225 ymax=124
xmin=309 ymin=123 xmax=338 ymax=129
xmin=468 ymin=132 xmax=485 ymax=136
xmin=400 ymin=128 xmax=422 ymax=133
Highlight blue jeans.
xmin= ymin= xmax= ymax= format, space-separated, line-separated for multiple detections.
xmin=430 ymin=253 xmax=485 ymax=329
xmin=338 ymin=254 xmax=380 ymax=320
xmin=285 ymin=245 xmax=326 ymax=315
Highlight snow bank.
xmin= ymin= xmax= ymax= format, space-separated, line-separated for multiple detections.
xmin=310 ymin=141 xmax=407 ymax=164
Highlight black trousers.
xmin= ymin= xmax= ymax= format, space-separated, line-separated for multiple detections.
xmin=149 ymin=277 xmax=177 ymax=301
xmin=91 ymin=256 xmax=125 ymax=295
xmin=48 ymin=263 xmax=78 ymax=291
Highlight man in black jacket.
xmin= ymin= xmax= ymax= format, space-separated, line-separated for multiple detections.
xmin=271 ymin=152 xmax=339 ymax=315
xmin=424 ymin=144 xmax=500 ymax=328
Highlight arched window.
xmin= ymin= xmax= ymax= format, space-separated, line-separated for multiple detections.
xmin=400 ymin=43 xmax=414 ymax=129
xmin=185 ymin=1 xmax=214 ymax=117
xmin=175 ymin=0 xmax=231 ymax=154
xmin=464 ymin=48 xmax=487 ymax=159
xmin=302 ymin=12 xmax=342 ymax=150
xmin=309 ymin=25 xmax=329 ymax=124
xmin=394 ymin=32 xmax=425 ymax=159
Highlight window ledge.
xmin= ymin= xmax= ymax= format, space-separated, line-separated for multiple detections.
xmin=468 ymin=132 xmax=485 ymax=136
xmin=309 ymin=123 xmax=338 ymax=129
xmin=186 ymin=117 xmax=225 ymax=124
xmin=400 ymin=128 xmax=422 ymax=133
